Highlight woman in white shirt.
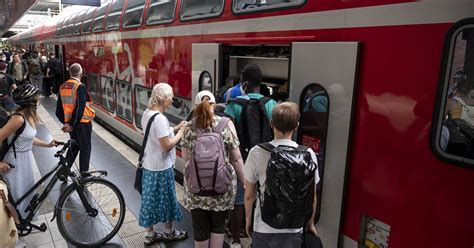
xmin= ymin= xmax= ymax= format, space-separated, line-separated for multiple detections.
xmin=138 ymin=83 xmax=188 ymax=246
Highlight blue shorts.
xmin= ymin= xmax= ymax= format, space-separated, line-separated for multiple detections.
xmin=234 ymin=179 xmax=244 ymax=205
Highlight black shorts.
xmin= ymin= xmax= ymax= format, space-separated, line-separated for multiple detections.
xmin=191 ymin=209 xmax=228 ymax=241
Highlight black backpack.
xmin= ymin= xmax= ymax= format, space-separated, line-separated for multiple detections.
xmin=231 ymin=97 xmax=273 ymax=159
xmin=257 ymin=143 xmax=317 ymax=229
xmin=0 ymin=111 xmax=26 ymax=161
xmin=0 ymin=73 xmax=10 ymax=96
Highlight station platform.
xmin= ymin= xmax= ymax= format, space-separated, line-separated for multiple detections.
xmin=17 ymin=97 xmax=251 ymax=248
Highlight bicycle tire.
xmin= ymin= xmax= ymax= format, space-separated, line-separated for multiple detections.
xmin=55 ymin=178 xmax=125 ymax=247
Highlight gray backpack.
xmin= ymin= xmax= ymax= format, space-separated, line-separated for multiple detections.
xmin=186 ymin=117 xmax=233 ymax=196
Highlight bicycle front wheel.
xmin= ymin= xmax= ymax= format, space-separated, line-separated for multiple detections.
xmin=56 ymin=178 xmax=125 ymax=247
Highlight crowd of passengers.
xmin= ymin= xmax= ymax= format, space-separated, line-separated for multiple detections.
xmin=136 ymin=64 xmax=321 ymax=248
xmin=0 ymin=55 xmax=321 ymax=247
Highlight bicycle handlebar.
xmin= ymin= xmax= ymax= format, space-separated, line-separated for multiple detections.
xmin=54 ymin=140 xmax=78 ymax=157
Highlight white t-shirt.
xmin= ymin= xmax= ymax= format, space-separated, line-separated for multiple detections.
xmin=244 ymin=139 xmax=320 ymax=234
xmin=141 ymin=109 xmax=176 ymax=171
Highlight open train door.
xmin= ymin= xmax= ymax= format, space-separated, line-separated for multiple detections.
xmin=289 ymin=42 xmax=359 ymax=248
xmin=191 ymin=43 xmax=222 ymax=104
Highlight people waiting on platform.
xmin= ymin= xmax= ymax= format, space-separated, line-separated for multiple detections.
xmin=244 ymin=102 xmax=320 ymax=248
xmin=138 ymin=83 xmax=188 ymax=246
xmin=28 ymin=51 xmax=44 ymax=94
xmin=8 ymin=54 xmax=28 ymax=86
xmin=55 ymin=63 xmax=95 ymax=174
xmin=47 ymin=53 xmax=62 ymax=95
xmin=0 ymin=84 xmax=58 ymax=219
xmin=0 ymin=62 xmax=17 ymax=112
xmin=180 ymin=90 xmax=245 ymax=248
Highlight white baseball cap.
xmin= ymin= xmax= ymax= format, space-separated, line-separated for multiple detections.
xmin=194 ymin=90 xmax=216 ymax=105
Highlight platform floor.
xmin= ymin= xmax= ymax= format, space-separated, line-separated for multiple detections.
xmin=16 ymin=97 xmax=251 ymax=248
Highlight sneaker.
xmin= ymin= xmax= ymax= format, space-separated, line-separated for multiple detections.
xmin=231 ymin=243 xmax=242 ymax=248
xmin=144 ymin=232 xmax=163 ymax=246
xmin=163 ymin=228 xmax=188 ymax=242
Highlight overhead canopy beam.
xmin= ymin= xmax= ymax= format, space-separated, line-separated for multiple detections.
xmin=0 ymin=0 xmax=38 ymax=35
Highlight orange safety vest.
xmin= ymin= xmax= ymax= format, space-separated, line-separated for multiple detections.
xmin=59 ymin=79 xmax=95 ymax=124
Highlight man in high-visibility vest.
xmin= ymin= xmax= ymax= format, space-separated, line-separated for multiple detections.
xmin=56 ymin=63 xmax=95 ymax=174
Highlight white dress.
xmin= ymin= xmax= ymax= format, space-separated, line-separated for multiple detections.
xmin=1 ymin=120 xmax=37 ymax=219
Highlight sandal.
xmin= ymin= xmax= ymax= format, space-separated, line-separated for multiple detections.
xmin=163 ymin=228 xmax=188 ymax=242
xmin=144 ymin=232 xmax=163 ymax=246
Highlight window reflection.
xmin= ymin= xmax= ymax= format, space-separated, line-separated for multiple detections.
xmin=123 ymin=0 xmax=146 ymax=28
xmin=199 ymin=71 xmax=212 ymax=92
xmin=441 ymin=28 xmax=474 ymax=159
xmin=180 ymin=0 xmax=223 ymax=21
xmin=233 ymin=0 xmax=305 ymax=13
xmin=146 ymin=0 xmax=176 ymax=25
xmin=298 ymin=83 xmax=329 ymax=223
xmin=135 ymin=86 xmax=152 ymax=129
xmin=101 ymin=77 xmax=114 ymax=111
xmin=116 ymin=80 xmax=133 ymax=122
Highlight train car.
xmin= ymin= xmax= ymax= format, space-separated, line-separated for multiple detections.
xmin=9 ymin=0 xmax=474 ymax=247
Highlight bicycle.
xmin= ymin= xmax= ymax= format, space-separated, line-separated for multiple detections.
xmin=7 ymin=139 xmax=126 ymax=247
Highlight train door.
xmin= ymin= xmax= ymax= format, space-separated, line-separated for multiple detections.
xmin=289 ymin=42 xmax=359 ymax=248
xmin=191 ymin=43 xmax=222 ymax=103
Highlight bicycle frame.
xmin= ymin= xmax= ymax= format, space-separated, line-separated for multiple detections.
xmin=8 ymin=141 xmax=107 ymax=235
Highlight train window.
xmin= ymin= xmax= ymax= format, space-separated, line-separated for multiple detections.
xmin=116 ymin=80 xmax=133 ymax=122
xmin=82 ymin=8 xmax=96 ymax=33
xmin=66 ymin=14 xmax=80 ymax=36
xmin=91 ymin=4 xmax=109 ymax=33
xmin=73 ymin=10 xmax=87 ymax=35
xmin=100 ymin=76 xmax=115 ymax=112
xmin=122 ymin=0 xmax=146 ymax=29
xmin=180 ymin=0 xmax=224 ymax=21
xmin=199 ymin=71 xmax=212 ymax=92
xmin=146 ymin=0 xmax=176 ymax=25
xmin=432 ymin=20 xmax=474 ymax=169
xmin=88 ymin=74 xmax=101 ymax=104
xmin=298 ymin=83 xmax=329 ymax=222
xmin=134 ymin=85 xmax=152 ymax=129
xmin=233 ymin=0 xmax=305 ymax=13
xmin=106 ymin=0 xmax=125 ymax=31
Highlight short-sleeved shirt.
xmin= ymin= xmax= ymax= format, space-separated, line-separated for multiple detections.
xmin=244 ymin=139 xmax=320 ymax=234
xmin=180 ymin=116 xmax=240 ymax=211
xmin=141 ymin=109 xmax=176 ymax=171
xmin=224 ymin=93 xmax=277 ymax=124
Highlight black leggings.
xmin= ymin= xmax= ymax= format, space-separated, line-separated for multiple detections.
xmin=191 ymin=209 xmax=228 ymax=241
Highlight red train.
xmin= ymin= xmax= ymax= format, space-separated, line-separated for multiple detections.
xmin=9 ymin=0 xmax=474 ymax=247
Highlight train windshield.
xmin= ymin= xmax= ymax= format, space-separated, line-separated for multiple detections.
xmin=233 ymin=0 xmax=305 ymax=13
xmin=146 ymin=0 xmax=176 ymax=25
xmin=123 ymin=0 xmax=146 ymax=28
xmin=180 ymin=0 xmax=224 ymax=21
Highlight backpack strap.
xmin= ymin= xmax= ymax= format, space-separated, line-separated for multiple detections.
xmin=258 ymin=142 xmax=275 ymax=152
xmin=214 ymin=117 xmax=230 ymax=133
xmin=231 ymin=97 xmax=249 ymax=107
xmin=259 ymin=97 xmax=272 ymax=105
xmin=138 ymin=113 xmax=160 ymax=167
xmin=6 ymin=113 xmax=26 ymax=159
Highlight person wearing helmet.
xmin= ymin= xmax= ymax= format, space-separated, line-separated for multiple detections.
xmin=55 ymin=63 xmax=95 ymax=175
xmin=0 ymin=84 xmax=59 ymax=218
